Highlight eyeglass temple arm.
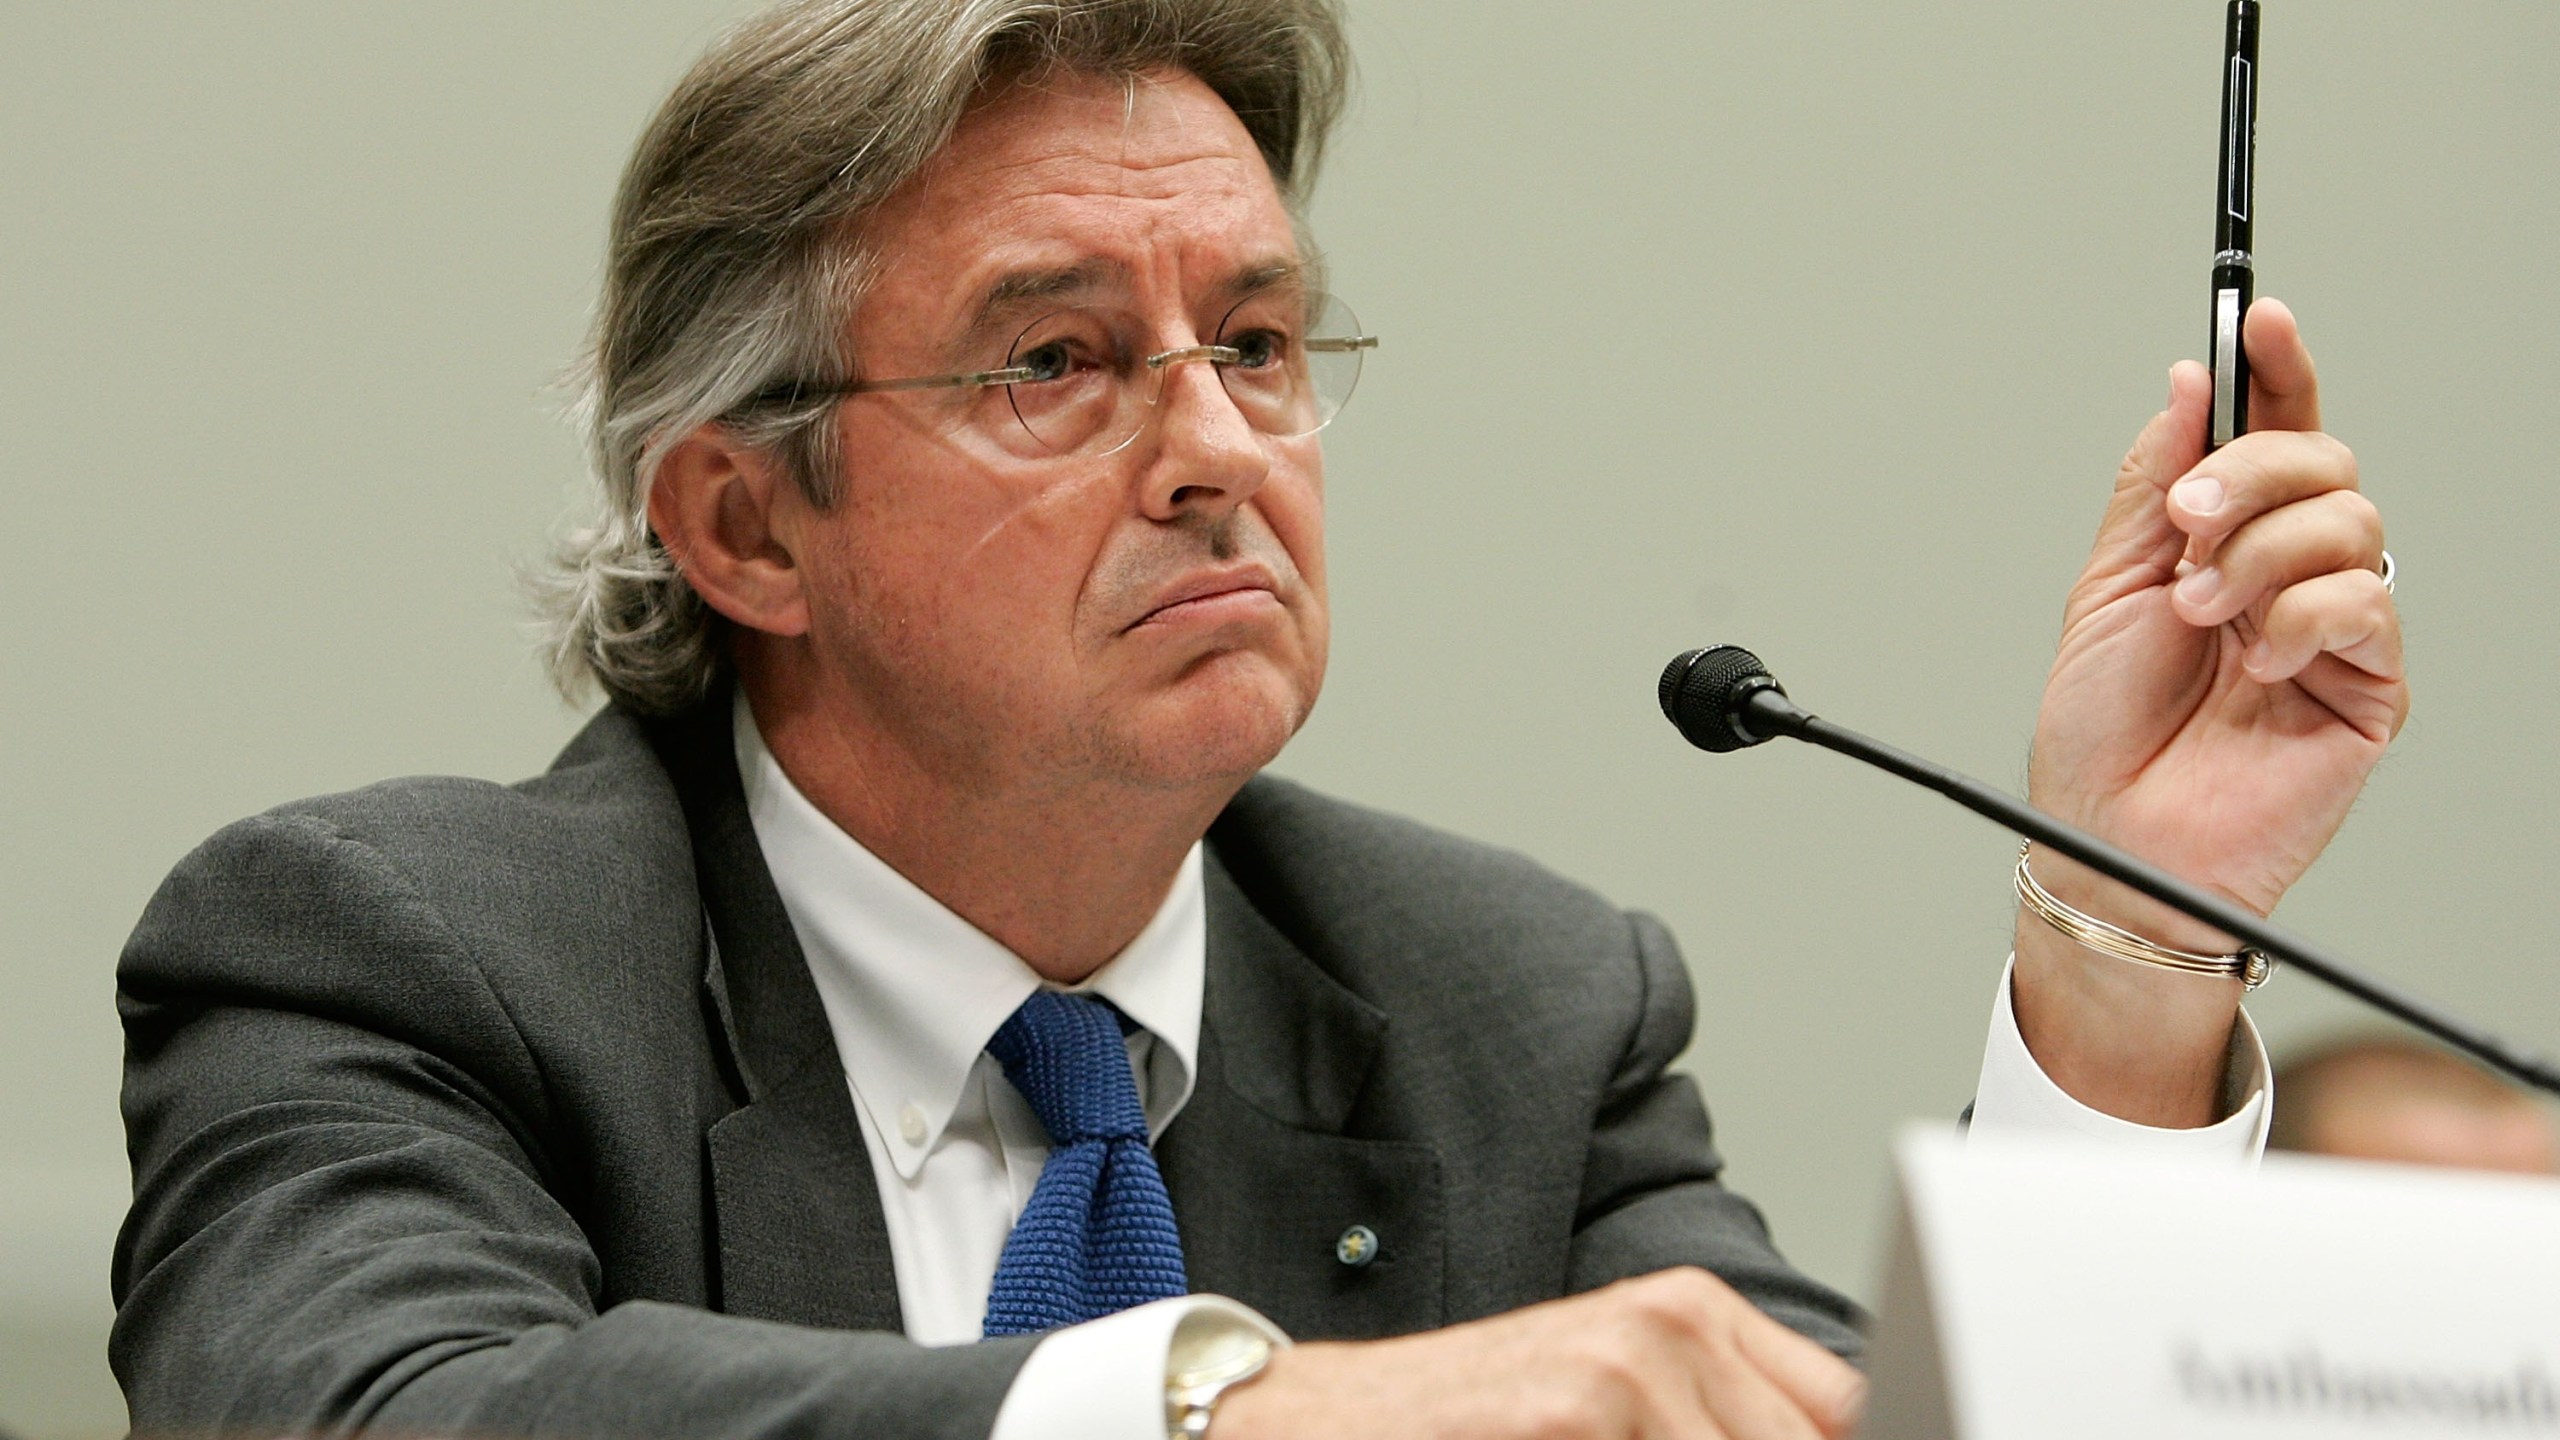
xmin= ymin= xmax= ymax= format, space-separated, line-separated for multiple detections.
xmin=843 ymin=366 xmax=1040 ymax=394
xmin=759 ymin=332 xmax=1376 ymax=406
xmin=1146 ymin=335 xmax=1377 ymax=369
xmin=1145 ymin=344 xmax=1241 ymax=370
xmin=742 ymin=368 xmax=1037 ymax=408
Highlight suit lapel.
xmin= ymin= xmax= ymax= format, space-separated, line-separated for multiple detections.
xmin=703 ymin=1030 xmax=903 ymax=1333
xmin=1159 ymin=851 xmax=1447 ymax=1340
xmin=648 ymin=698 xmax=1446 ymax=1339
xmin=648 ymin=697 xmax=903 ymax=1335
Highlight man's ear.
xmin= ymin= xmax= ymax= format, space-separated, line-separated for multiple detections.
xmin=647 ymin=422 xmax=813 ymax=638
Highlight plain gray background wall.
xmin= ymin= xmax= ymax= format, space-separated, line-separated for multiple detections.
xmin=6 ymin=2 xmax=2555 ymax=1433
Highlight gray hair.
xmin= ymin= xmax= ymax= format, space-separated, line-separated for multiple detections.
xmin=533 ymin=0 xmax=1352 ymax=714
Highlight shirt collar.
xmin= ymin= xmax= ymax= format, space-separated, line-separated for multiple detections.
xmin=731 ymin=691 xmax=1203 ymax=1180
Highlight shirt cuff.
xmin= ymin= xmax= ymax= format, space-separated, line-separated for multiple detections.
xmin=988 ymin=1294 xmax=1290 ymax=1440
xmin=1968 ymin=953 xmax=2271 ymax=1159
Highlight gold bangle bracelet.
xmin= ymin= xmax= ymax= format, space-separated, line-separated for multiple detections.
xmin=2013 ymin=842 xmax=2274 ymax=991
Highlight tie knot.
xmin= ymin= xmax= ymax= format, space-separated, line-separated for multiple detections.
xmin=987 ymin=991 xmax=1150 ymax=1146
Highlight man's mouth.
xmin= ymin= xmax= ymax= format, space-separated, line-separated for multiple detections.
xmin=1127 ymin=564 xmax=1283 ymax=631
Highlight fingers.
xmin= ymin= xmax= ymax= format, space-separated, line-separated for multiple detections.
xmin=2168 ymin=488 xmax=2383 ymax=628
xmin=2245 ymin=567 xmax=2404 ymax=687
xmin=1688 ymin=1355 xmax=1836 ymax=1440
xmin=2164 ymin=429 xmax=2361 ymax=549
xmin=1730 ymin=1306 xmax=1867 ymax=1439
xmin=2152 ymin=300 xmax=2395 ymax=697
xmin=1262 ymin=1267 xmax=1866 ymax=1440
xmin=1637 ymin=1268 xmax=1862 ymax=1440
xmin=2243 ymin=297 xmax=2320 ymax=434
xmin=2145 ymin=300 xmax=2320 ymax=523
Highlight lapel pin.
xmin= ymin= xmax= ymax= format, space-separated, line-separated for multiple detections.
xmin=1334 ymin=1224 xmax=1379 ymax=1267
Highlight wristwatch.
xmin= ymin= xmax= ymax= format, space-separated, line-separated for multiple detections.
xmin=1164 ymin=1311 xmax=1277 ymax=1439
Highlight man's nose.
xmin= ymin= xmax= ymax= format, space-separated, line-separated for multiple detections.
xmin=1133 ymin=358 xmax=1271 ymax=522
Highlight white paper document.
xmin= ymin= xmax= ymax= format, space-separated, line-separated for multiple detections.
xmin=1861 ymin=1126 xmax=2560 ymax=1439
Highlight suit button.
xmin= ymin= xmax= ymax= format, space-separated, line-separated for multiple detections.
xmin=1335 ymin=1225 xmax=1379 ymax=1267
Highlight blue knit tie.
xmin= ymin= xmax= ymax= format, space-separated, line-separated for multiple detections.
xmin=980 ymin=991 xmax=1189 ymax=1337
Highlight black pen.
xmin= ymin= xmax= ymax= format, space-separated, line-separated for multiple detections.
xmin=2208 ymin=0 xmax=2260 ymax=450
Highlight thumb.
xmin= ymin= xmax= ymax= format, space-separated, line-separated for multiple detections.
xmin=2086 ymin=362 xmax=2213 ymax=580
xmin=2117 ymin=360 xmax=2213 ymax=501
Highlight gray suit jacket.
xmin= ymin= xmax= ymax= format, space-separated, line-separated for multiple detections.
xmin=113 ymin=696 xmax=1860 ymax=1439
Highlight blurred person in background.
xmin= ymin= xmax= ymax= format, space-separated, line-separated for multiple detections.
xmin=2271 ymin=1033 xmax=2560 ymax=1175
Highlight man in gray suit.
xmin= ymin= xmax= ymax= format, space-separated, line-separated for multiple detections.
xmin=113 ymin=2 xmax=2405 ymax=1437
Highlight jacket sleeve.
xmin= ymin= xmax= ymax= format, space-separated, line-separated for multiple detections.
xmin=112 ymin=810 xmax=1037 ymax=1440
xmin=1561 ymin=909 xmax=1869 ymax=1360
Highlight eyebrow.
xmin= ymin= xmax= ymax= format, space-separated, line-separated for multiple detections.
xmin=1220 ymin=259 xmax=1306 ymax=303
xmin=969 ymin=261 xmax=1120 ymax=331
xmin=933 ymin=261 xmax=1113 ymax=365
xmin=952 ymin=255 xmax=1313 ymax=355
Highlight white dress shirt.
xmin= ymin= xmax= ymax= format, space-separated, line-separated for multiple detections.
xmin=735 ymin=698 xmax=1278 ymax=1440
xmin=735 ymin=694 xmax=2268 ymax=1438
xmin=1972 ymin=953 xmax=2271 ymax=1152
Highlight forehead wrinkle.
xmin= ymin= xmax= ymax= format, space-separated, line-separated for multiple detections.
xmin=975 ymin=150 xmax=1266 ymax=210
xmin=933 ymin=65 xmax=1277 ymax=203
xmin=980 ymin=83 xmax=1267 ymax=181
xmin=1113 ymin=70 xmax=1227 ymax=192
xmin=855 ymin=73 xmax=1298 ymax=361
xmin=953 ymin=172 xmax=1288 ymax=287
xmin=878 ymin=92 xmax=1261 ymax=245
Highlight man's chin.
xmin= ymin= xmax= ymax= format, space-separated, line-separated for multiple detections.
xmin=1098 ymin=652 xmax=1320 ymax=793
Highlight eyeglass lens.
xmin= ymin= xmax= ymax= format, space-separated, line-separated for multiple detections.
xmin=1001 ymin=291 xmax=1368 ymax=456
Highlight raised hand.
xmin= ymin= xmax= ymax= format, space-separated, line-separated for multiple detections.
xmin=2014 ymin=299 xmax=2406 ymax=1125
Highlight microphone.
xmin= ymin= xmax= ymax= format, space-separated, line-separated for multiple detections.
xmin=1659 ymin=644 xmax=2560 ymax=1097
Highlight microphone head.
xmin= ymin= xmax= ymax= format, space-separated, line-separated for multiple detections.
xmin=1659 ymin=645 xmax=1785 ymax=752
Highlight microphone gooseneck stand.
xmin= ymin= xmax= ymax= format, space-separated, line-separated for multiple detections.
xmin=1659 ymin=644 xmax=2560 ymax=1098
